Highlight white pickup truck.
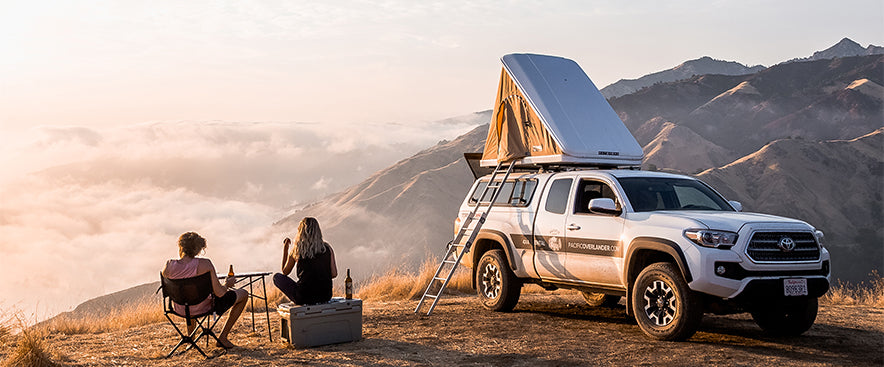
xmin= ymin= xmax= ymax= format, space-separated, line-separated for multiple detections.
xmin=456 ymin=168 xmax=830 ymax=340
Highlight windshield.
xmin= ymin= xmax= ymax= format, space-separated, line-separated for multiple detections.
xmin=617 ymin=177 xmax=733 ymax=212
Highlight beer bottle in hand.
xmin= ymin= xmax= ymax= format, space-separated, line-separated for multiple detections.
xmin=228 ymin=265 xmax=235 ymax=278
xmin=345 ymin=269 xmax=353 ymax=300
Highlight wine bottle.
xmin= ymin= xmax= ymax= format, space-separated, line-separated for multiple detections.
xmin=345 ymin=269 xmax=353 ymax=299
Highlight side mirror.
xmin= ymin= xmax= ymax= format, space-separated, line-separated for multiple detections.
xmin=728 ymin=200 xmax=742 ymax=212
xmin=589 ymin=198 xmax=621 ymax=215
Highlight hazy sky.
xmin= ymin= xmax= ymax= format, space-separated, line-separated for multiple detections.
xmin=0 ymin=0 xmax=882 ymax=319
xmin=1 ymin=0 xmax=882 ymax=131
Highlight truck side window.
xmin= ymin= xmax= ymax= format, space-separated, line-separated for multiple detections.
xmin=574 ymin=180 xmax=618 ymax=214
xmin=545 ymin=178 xmax=572 ymax=214
xmin=470 ymin=179 xmax=538 ymax=207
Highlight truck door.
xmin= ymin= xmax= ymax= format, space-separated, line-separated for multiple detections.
xmin=564 ymin=178 xmax=625 ymax=287
xmin=533 ymin=177 xmax=572 ymax=281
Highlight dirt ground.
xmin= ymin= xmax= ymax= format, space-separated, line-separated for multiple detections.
xmin=11 ymin=293 xmax=884 ymax=366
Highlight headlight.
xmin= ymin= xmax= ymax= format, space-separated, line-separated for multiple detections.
xmin=814 ymin=230 xmax=825 ymax=248
xmin=684 ymin=229 xmax=738 ymax=249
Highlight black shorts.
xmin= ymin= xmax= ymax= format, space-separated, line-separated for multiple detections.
xmin=213 ymin=290 xmax=238 ymax=315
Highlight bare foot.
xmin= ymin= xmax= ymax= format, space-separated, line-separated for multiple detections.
xmin=216 ymin=337 xmax=236 ymax=349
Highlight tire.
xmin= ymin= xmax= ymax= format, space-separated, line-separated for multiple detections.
xmin=476 ymin=249 xmax=521 ymax=312
xmin=580 ymin=292 xmax=621 ymax=307
xmin=751 ymin=297 xmax=818 ymax=336
xmin=631 ymin=262 xmax=702 ymax=341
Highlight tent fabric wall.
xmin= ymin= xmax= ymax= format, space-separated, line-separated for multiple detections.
xmin=479 ymin=53 xmax=644 ymax=167
xmin=482 ymin=68 xmax=561 ymax=163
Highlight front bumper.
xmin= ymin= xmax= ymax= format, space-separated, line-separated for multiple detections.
xmin=683 ymin=223 xmax=831 ymax=300
xmin=732 ymin=277 xmax=830 ymax=301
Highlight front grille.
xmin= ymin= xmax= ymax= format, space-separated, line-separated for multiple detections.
xmin=746 ymin=232 xmax=820 ymax=262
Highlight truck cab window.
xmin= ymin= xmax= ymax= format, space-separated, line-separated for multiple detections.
xmin=470 ymin=179 xmax=538 ymax=207
xmin=545 ymin=178 xmax=572 ymax=214
xmin=574 ymin=180 xmax=619 ymax=214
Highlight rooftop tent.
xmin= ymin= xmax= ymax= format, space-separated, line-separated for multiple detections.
xmin=481 ymin=53 xmax=644 ymax=167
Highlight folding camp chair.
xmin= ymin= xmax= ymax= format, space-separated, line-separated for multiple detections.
xmin=159 ymin=272 xmax=222 ymax=358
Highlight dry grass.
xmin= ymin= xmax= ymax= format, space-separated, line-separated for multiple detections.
xmin=821 ymin=272 xmax=884 ymax=307
xmin=357 ymin=258 xmax=472 ymax=301
xmin=263 ymin=286 xmax=288 ymax=309
xmin=0 ymin=311 xmax=11 ymax=346
xmin=41 ymin=283 xmax=286 ymax=336
xmin=42 ymin=297 xmax=164 ymax=336
xmin=1 ymin=314 xmax=61 ymax=367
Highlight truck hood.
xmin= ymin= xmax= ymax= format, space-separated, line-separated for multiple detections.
xmin=644 ymin=211 xmax=811 ymax=232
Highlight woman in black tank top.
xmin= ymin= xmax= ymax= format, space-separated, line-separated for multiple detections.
xmin=273 ymin=217 xmax=338 ymax=305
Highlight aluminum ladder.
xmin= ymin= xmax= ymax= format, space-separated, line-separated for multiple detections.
xmin=415 ymin=160 xmax=516 ymax=316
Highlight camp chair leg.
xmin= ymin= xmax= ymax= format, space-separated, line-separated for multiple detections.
xmin=164 ymin=315 xmax=217 ymax=359
xmin=166 ymin=336 xmax=208 ymax=359
xmin=192 ymin=314 xmax=222 ymax=349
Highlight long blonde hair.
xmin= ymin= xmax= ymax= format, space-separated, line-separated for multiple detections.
xmin=293 ymin=217 xmax=327 ymax=259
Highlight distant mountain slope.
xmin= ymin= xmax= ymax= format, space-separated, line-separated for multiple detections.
xmin=642 ymin=122 xmax=736 ymax=173
xmin=602 ymin=38 xmax=884 ymax=101
xmin=275 ymin=117 xmax=488 ymax=276
xmin=760 ymin=80 xmax=883 ymax=141
xmin=601 ymin=56 xmax=764 ymax=99
xmin=42 ymin=282 xmax=160 ymax=325
xmin=610 ymin=54 xmax=884 ymax=156
xmin=786 ymin=37 xmax=884 ymax=63
xmin=699 ymin=129 xmax=883 ymax=280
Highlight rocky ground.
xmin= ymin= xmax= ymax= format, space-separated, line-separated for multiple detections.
xmin=8 ymin=293 xmax=884 ymax=366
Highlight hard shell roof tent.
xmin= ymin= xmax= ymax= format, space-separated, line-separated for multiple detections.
xmin=480 ymin=53 xmax=644 ymax=168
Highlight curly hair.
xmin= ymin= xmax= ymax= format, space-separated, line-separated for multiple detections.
xmin=178 ymin=232 xmax=206 ymax=258
xmin=293 ymin=217 xmax=327 ymax=260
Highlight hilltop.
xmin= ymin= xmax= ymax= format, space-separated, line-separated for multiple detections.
xmin=7 ymin=294 xmax=883 ymax=366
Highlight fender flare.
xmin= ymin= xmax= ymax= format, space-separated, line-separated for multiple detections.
xmin=468 ymin=230 xmax=519 ymax=289
xmin=473 ymin=229 xmax=519 ymax=272
xmin=624 ymin=237 xmax=693 ymax=283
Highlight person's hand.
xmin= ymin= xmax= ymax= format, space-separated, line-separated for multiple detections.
xmin=224 ymin=276 xmax=236 ymax=288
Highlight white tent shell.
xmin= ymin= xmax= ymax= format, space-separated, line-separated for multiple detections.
xmin=480 ymin=53 xmax=644 ymax=167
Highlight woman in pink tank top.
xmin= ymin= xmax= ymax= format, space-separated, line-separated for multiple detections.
xmin=162 ymin=232 xmax=248 ymax=349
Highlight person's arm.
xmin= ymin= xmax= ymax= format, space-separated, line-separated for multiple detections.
xmin=328 ymin=244 xmax=338 ymax=279
xmin=281 ymin=238 xmax=296 ymax=276
xmin=199 ymin=259 xmax=234 ymax=298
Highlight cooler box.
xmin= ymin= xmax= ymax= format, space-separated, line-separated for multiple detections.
xmin=278 ymin=298 xmax=362 ymax=347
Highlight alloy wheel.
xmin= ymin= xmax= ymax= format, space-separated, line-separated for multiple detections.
xmin=481 ymin=263 xmax=501 ymax=299
xmin=643 ymin=280 xmax=677 ymax=326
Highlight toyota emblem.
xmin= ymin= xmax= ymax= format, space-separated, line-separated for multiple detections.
xmin=778 ymin=236 xmax=796 ymax=252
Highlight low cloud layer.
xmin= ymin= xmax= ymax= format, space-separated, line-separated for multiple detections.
xmin=0 ymin=118 xmax=482 ymax=319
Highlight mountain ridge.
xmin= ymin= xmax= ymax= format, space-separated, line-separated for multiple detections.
xmin=785 ymin=37 xmax=884 ymax=64
xmin=601 ymin=38 xmax=884 ymax=100
xmin=601 ymin=56 xmax=764 ymax=99
xmin=610 ymin=54 xmax=883 ymax=155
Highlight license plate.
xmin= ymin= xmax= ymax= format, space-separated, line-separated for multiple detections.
xmin=784 ymin=278 xmax=808 ymax=296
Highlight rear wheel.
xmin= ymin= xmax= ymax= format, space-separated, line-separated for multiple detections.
xmin=476 ymin=249 xmax=521 ymax=312
xmin=631 ymin=262 xmax=702 ymax=341
xmin=580 ymin=292 xmax=621 ymax=307
xmin=751 ymin=297 xmax=818 ymax=336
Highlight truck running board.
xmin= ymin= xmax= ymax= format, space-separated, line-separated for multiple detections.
xmin=414 ymin=160 xmax=516 ymax=316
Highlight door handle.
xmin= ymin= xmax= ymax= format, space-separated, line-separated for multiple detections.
xmin=567 ymin=224 xmax=581 ymax=231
